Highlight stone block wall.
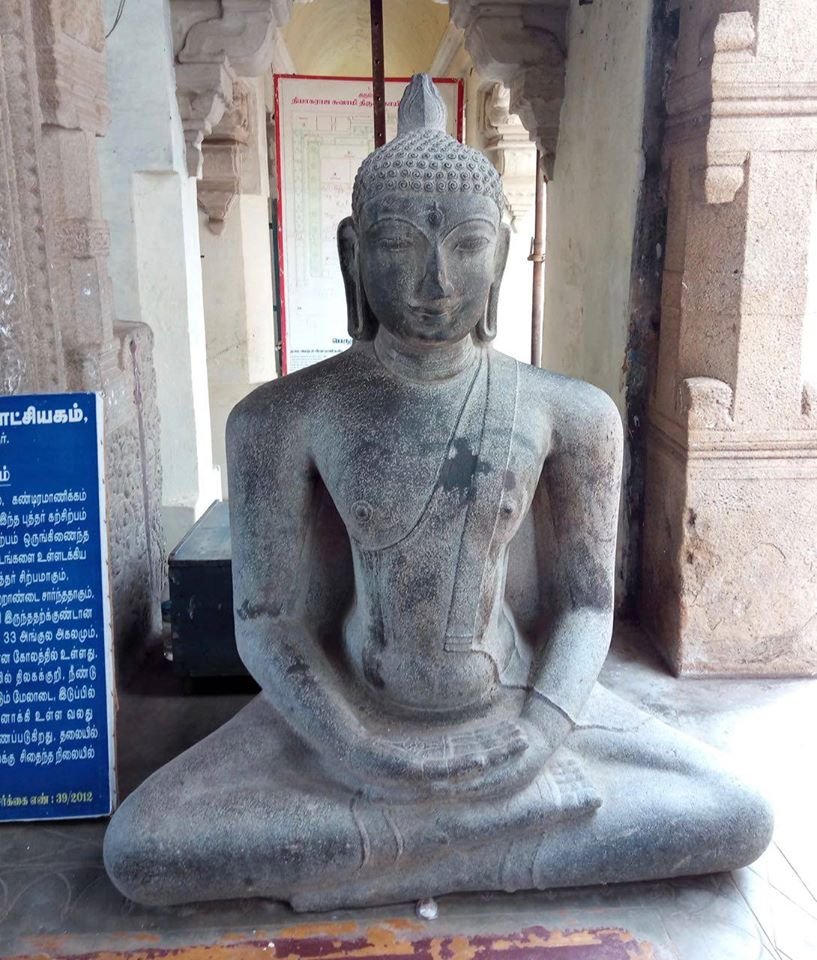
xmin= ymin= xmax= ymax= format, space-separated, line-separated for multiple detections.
xmin=641 ymin=0 xmax=817 ymax=675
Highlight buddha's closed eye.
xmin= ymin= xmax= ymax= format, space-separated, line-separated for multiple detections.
xmin=381 ymin=237 xmax=413 ymax=251
xmin=454 ymin=236 xmax=490 ymax=252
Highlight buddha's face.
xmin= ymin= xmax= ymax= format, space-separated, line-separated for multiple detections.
xmin=356 ymin=192 xmax=503 ymax=346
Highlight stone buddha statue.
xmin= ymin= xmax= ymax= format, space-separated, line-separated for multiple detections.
xmin=104 ymin=75 xmax=772 ymax=911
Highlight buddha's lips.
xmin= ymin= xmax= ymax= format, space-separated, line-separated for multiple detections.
xmin=411 ymin=301 xmax=456 ymax=316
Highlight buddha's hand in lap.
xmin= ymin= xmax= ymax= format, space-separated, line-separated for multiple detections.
xmin=343 ymin=720 xmax=526 ymax=803
xmin=424 ymin=708 xmax=574 ymax=802
xmin=350 ymin=707 xmax=572 ymax=803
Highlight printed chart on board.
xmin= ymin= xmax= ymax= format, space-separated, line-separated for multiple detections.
xmin=274 ymin=75 xmax=463 ymax=374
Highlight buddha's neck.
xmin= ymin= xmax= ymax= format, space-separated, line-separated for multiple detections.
xmin=374 ymin=327 xmax=479 ymax=382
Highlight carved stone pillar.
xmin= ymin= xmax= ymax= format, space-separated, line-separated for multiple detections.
xmin=449 ymin=0 xmax=569 ymax=177
xmin=0 ymin=2 xmax=60 ymax=393
xmin=642 ymin=2 xmax=817 ymax=675
xmin=31 ymin=0 xmax=115 ymax=384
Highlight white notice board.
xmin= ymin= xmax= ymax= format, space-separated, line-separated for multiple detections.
xmin=274 ymin=75 xmax=464 ymax=375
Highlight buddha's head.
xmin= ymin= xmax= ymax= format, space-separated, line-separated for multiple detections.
xmin=338 ymin=75 xmax=509 ymax=347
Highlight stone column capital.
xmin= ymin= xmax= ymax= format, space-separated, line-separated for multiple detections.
xmin=665 ymin=6 xmax=817 ymax=161
xmin=170 ymin=0 xmax=293 ymax=176
xmin=479 ymin=82 xmax=536 ymax=227
xmin=450 ymin=0 xmax=568 ymax=175
xmin=175 ymin=0 xmax=293 ymax=75
xmin=175 ymin=60 xmax=236 ymax=177
xmin=198 ymin=80 xmax=251 ymax=233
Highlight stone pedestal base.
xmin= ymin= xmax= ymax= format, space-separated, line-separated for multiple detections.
xmin=642 ymin=420 xmax=817 ymax=676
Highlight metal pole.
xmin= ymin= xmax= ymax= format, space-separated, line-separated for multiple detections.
xmin=370 ymin=0 xmax=386 ymax=147
xmin=528 ymin=150 xmax=546 ymax=367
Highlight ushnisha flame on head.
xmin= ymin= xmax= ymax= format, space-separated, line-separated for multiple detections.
xmin=351 ymin=74 xmax=504 ymax=221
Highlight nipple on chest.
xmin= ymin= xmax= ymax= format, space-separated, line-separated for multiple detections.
xmin=352 ymin=500 xmax=373 ymax=525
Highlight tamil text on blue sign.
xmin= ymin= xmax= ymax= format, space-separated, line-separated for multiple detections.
xmin=0 ymin=393 xmax=115 ymax=821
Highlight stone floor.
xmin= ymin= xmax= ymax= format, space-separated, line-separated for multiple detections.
xmin=1 ymin=625 xmax=816 ymax=960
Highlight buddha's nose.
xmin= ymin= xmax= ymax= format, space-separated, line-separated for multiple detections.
xmin=420 ymin=245 xmax=454 ymax=301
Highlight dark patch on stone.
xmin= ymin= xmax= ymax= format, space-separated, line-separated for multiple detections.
xmin=440 ymin=438 xmax=490 ymax=502
xmin=622 ymin=0 xmax=677 ymax=622
xmin=571 ymin=540 xmax=614 ymax=611
xmin=237 ymin=598 xmax=282 ymax=621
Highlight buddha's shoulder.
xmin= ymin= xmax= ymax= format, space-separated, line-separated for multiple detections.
xmin=508 ymin=354 xmax=622 ymax=435
xmin=226 ymin=348 xmax=369 ymax=436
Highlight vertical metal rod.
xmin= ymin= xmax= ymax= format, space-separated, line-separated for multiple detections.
xmin=370 ymin=0 xmax=386 ymax=147
xmin=529 ymin=150 xmax=546 ymax=367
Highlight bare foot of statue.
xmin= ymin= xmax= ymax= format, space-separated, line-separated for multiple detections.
xmin=103 ymin=75 xmax=773 ymax=910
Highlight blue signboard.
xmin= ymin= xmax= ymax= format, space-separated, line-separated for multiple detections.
xmin=0 ymin=393 xmax=115 ymax=820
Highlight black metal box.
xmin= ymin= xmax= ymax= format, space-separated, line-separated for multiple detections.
xmin=168 ymin=500 xmax=246 ymax=678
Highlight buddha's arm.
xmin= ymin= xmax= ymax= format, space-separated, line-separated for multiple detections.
xmin=522 ymin=383 xmax=624 ymax=749
xmin=226 ymin=392 xmax=366 ymax=765
xmin=406 ymin=383 xmax=624 ymax=803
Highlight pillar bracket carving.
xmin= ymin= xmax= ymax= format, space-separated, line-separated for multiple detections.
xmin=175 ymin=61 xmax=235 ymax=178
xmin=479 ymin=83 xmax=536 ymax=227
xmin=450 ymin=0 xmax=569 ymax=177
xmin=171 ymin=0 xmax=293 ymax=177
xmin=198 ymin=82 xmax=250 ymax=233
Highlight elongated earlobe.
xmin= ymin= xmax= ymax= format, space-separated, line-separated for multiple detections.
xmin=337 ymin=217 xmax=378 ymax=340
xmin=478 ymin=285 xmax=500 ymax=341
xmin=476 ymin=222 xmax=510 ymax=342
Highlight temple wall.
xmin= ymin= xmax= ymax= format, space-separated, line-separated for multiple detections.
xmin=542 ymin=0 xmax=653 ymax=598
xmin=0 ymin=0 xmax=163 ymax=673
xmin=640 ymin=0 xmax=817 ymax=675
xmin=98 ymin=0 xmax=220 ymax=550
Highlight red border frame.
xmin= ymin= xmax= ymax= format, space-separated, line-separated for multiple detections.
xmin=273 ymin=74 xmax=465 ymax=375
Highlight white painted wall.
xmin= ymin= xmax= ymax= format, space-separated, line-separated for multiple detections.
xmin=495 ymin=207 xmax=536 ymax=364
xmin=544 ymin=0 xmax=649 ymax=407
xmin=542 ymin=0 xmax=651 ymax=595
xmin=98 ymin=0 xmax=220 ymax=550
xmin=201 ymin=77 xmax=277 ymax=492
